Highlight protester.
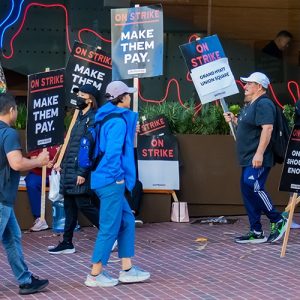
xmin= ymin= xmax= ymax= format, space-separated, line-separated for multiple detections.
xmin=84 ymin=81 xmax=150 ymax=287
xmin=25 ymin=146 xmax=60 ymax=231
xmin=262 ymin=30 xmax=293 ymax=59
xmin=224 ymin=72 xmax=287 ymax=244
xmin=49 ymin=84 xmax=100 ymax=254
xmin=0 ymin=93 xmax=49 ymax=295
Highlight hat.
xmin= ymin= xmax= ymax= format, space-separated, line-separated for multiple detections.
xmin=105 ymin=81 xmax=136 ymax=99
xmin=240 ymin=72 xmax=270 ymax=89
xmin=73 ymin=84 xmax=99 ymax=99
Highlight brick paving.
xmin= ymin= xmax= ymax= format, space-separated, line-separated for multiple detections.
xmin=1 ymin=215 xmax=300 ymax=300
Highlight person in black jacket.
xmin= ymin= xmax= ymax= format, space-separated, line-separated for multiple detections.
xmin=48 ymin=84 xmax=100 ymax=254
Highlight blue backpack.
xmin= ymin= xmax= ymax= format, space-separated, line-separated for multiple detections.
xmin=78 ymin=113 xmax=125 ymax=171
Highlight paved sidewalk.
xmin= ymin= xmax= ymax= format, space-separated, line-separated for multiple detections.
xmin=1 ymin=215 xmax=300 ymax=300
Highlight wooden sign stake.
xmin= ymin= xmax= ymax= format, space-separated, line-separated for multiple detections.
xmin=40 ymin=67 xmax=50 ymax=221
xmin=281 ymin=192 xmax=298 ymax=257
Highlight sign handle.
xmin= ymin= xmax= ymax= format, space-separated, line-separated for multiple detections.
xmin=40 ymin=67 xmax=51 ymax=221
xmin=281 ymin=192 xmax=298 ymax=257
xmin=56 ymin=109 xmax=79 ymax=166
xmin=133 ymin=77 xmax=139 ymax=148
xmin=219 ymin=98 xmax=237 ymax=141
xmin=40 ymin=148 xmax=47 ymax=221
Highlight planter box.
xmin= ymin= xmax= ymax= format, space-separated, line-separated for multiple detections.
xmin=176 ymin=134 xmax=289 ymax=217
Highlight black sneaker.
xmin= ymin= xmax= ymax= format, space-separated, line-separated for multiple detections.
xmin=235 ymin=231 xmax=267 ymax=244
xmin=48 ymin=241 xmax=75 ymax=255
xmin=19 ymin=275 xmax=49 ymax=295
xmin=267 ymin=218 xmax=287 ymax=243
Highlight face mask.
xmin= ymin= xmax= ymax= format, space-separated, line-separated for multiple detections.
xmin=76 ymin=97 xmax=88 ymax=110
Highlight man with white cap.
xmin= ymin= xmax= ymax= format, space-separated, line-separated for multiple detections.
xmin=84 ymin=81 xmax=150 ymax=287
xmin=224 ymin=72 xmax=287 ymax=244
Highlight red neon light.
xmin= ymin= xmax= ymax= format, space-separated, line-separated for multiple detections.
xmin=2 ymin=2 xmax=299 ymax=112
xmin=2 ymin=3 xmax=110 ymax=59
xmin=138 ymin=77 xmax=201 ymax=110
xmin=188 ymin=34 xmax=200 ymax=43
xmin=78 ymin=28 xmax=111 ymax=44
xmin=3 ymin=3 xmax=71 ymax=59
xmin=287 ymin=81 xmax=300 ymax=104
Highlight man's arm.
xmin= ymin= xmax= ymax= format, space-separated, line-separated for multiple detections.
xmin=7 ymin=149 xmax=49 ymax=171
xmin=252 ymin=124 xmax=273 ymax=168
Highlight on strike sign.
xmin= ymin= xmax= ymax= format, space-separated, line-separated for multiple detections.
xmin=111 ymin=4 xmax=163 ymax=80
xmin=137 ymin=135 xmax=179 ymax=190
xmin=279 ymin=125 xmax=300 ymax=192
xmin=179 ymin=35 xmax=238 ymax=104
xmin=65 ymin=41 xmax=112 ymax=108
xmin=27 ymin=69 xmax=65 ymax=152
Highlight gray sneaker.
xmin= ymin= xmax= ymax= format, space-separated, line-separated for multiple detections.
xmin=85 ymin=271 xmax=118 ymax=287
xmin=119 ymin=266 xmax=150 ymax=283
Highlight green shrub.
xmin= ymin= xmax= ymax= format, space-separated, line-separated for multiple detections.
xmin=139 ymin=101 xmax=296 ymax=135
xmin=15 ymin=103 xmax=27 ymax=129
xmin=283 ymin=104 xmax=295 ymax=128
xmin=139 ymin=100 xmax=230 ymax=135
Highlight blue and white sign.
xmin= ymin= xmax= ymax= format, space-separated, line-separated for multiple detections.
xmin=190 ymin=58 xmax=239 ymax=104
xmin=180 ymin=35 xmax=238 ymax=104
xmin=111 ymin=4 xmax=163 ymax=80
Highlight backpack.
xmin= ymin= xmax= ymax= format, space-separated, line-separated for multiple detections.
xmin=78 ymin=113 xmax=125 ymax=171
xmin=271 ymin=105 xmax=291 ymax=164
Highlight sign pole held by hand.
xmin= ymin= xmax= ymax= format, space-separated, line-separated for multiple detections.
xmin=220 ymin=98 xmax=237 ymax=141
xmin=40 ymin=67 xmax=50 ymax=221
xmin=56 ymin=109 xmax=79 ymax=166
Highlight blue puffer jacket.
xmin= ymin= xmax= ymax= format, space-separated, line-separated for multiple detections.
xmin=91 ymin=102 xmax=138 ymax=192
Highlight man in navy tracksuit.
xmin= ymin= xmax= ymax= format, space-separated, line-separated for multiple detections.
xmin=85 ymin=81 xmax=150 ymax=287
xmin=224 ymin=72 xmax=287 ymax=244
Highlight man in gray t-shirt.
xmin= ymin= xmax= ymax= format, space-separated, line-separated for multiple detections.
xmin=0 ymin=93 xmax=49 ymax=295
xmin=224 ymin=72 xmax=287 ymax=244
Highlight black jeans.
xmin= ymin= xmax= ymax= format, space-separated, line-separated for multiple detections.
xmin=63 ymin=194 xmax=99 ymax=243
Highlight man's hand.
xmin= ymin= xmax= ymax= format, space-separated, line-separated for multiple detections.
xmin=252 ymin=152 xmax=263 ymax=168
xmin=136 ymin=122 xmax=140 ymax=134
xmin=37 ymin=151 xmax=49 ymax=167
xmin=223 ymin=112 xmax=237 ymax=124
xmin=76 ymin=176 xmax=85 ymax=185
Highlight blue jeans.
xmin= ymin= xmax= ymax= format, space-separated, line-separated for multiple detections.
xmin=241 ymin=166 xmax=282 ymax=232
xmin=0 ymin=203 xmax=32 ymax=285
xmin=25 ymin=172 xmax=49 ymax=218
xmin=92 ymin=182 xmax=135 ymax=265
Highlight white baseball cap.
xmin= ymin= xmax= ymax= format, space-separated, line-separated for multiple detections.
xmin=240 ymin=72 xmax=270 ymax=89
xmin=106 ymin=81 xmax=137 ymax=99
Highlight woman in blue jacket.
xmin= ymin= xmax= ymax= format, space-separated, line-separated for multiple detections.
xmin=85 ymin=81 xmax=150 ymax=287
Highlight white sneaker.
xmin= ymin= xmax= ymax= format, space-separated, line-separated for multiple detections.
xmin=30 ymin=218 xmax=49 ymax=232
xmin=85 ymin=271 xmax=118 ymax=287
xmin=119 ymin=266 xmax=150 ymax=283
xmin=135 ymin=219 xmax=143 ymax=227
